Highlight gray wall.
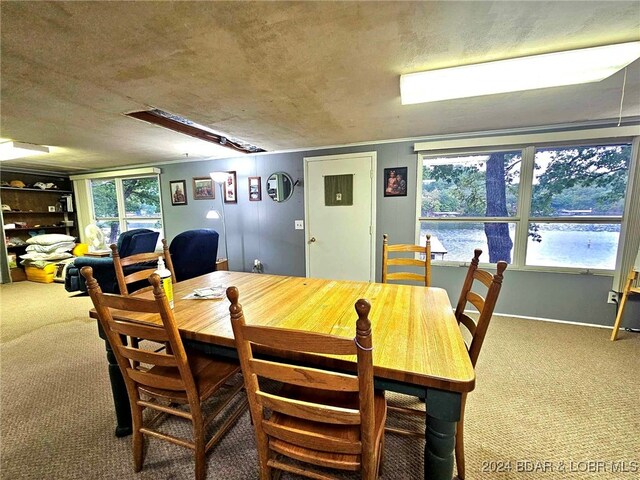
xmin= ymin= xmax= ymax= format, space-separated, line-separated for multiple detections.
xmin=158 ymin=140 xmax=640 ymax=329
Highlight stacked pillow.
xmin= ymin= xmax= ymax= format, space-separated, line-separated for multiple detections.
xmin=20 ymin=234 xmax=76 ymax=266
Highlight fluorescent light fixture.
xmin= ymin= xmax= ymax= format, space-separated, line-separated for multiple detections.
xmin=400 ymin=41 xmax=640 ymax=104
xmin=206 ymin=209 xmax=221 ymax=219
xmin=0 ymin=141 xmax=50 ymax=161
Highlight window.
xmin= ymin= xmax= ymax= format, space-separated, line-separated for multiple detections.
xmin=419 ymin=142 xmax=631 ymax=272
xmin=90 ymin=175 xmax=163 ymax=246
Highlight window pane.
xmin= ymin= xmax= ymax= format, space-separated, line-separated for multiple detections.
xmin=420 ymin=222 xmax=516 ymax=264
xmin=526 ymin=223 xmax=619 ymax=270
xmin=91 ymin=180 xmax=117 ymax=218
xmin=422 ymin=151 xmax=521 ymax=218
xmin=95 ymin=220 xmax=120 ymax=245
xmin=122 ymin=177 xmax=161 ymax=217
xmin=531 ymin=144 xmax=630 ymax=217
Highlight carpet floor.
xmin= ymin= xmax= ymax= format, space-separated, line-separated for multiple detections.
xmin=1 ymin=281 xmax=638 ymax=479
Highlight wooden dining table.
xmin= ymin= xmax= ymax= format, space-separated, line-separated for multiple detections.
xmin=92 ymin=270 xmax=475 ymax=480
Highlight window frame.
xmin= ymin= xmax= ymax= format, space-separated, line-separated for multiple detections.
xmin=88 ymin=174 xmax=164 ymax=244
xmin=417 ymin=139 xmax=633 ymax=275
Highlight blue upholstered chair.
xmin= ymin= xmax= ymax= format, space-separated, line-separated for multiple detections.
xmin=169 ymin=229 xmax=219 ymax=282
xmin=65 ymin=229 xmax=160 ymax=293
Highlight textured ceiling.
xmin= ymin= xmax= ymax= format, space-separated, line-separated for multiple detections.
xmin=1 ymin=1 xmax=639 ymax=173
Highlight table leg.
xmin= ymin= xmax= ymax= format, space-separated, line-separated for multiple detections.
xmin=424 ymin=389 xmax=462 ymax=480
xmin=98 ymin=323 xmax=132 ymax=437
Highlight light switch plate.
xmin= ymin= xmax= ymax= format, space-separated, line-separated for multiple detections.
xmin=295 ymin=220 xmax=304 ymax=230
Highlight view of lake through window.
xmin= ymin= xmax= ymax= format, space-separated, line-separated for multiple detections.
xmin=420 ymin=144 xmax=630 ymax=270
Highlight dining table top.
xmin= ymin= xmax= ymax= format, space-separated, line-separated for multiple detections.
xmin=105 ymin=270 xmax=476 ymax=394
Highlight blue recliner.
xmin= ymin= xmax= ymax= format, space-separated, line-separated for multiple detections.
xmin=65 ymin=229 xmax=160 ymax=293
xmin=169 ymin=229 xmax=219 ymax=282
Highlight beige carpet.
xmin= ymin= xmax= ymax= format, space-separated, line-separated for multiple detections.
xmin=1 ymin=281 xmax=638 ymax=479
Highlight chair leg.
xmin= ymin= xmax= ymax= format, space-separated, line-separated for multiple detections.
xmin=193 ymin=414 xmax=207 ymax=480
xmin=611 ymin=287 xmax=631 ymax=341
xmin=132 ymin=406 xmax=145 ymax=472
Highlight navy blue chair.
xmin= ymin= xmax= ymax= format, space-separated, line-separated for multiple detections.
xmin=169 ymin=229 xmax=219 ymax=282
xmin=65 ymin=229 xmax=160 ymax=293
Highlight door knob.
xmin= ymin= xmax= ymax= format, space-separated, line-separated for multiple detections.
xmin=309 ymin=237 xmax=316 ymax=243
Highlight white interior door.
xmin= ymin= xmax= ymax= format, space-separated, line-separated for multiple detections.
xmin=304 ymin=152 xmax=376 ymax=281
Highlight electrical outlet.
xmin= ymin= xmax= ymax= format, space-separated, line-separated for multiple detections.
xmin=294 ymin=220 xmax=304 ymax=230
xmin=607 ymin=291 xmax=619 ymax=304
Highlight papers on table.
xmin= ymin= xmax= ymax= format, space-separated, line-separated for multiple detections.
xmin=183 ymin=286 xmax=225 ymax=300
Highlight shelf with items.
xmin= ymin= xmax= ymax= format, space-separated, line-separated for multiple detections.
xmin=5 ymin=226 xmax=73 ymax=231
xmin=1 ymin=169 xmax=78 ymax=283
xmin=0 ymin=187 xmax=73 ymax=194
xmin=3 ymin=210 xmax=74 ymax=215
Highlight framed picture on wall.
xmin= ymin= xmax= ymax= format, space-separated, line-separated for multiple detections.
xmin=248 ymin=176 xmax=261 ymax=201
xmin=193 ymin=177 xmax=215 ymax=200
xmin=383 ymin=167 xmax=408 ymax=197
xmin=170 ymin=180 xmax=188 ymax=205
xmin=224 ymin=171 xmax=237 ymax=204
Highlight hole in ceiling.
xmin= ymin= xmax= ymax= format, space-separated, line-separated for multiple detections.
xmin=125 ymin=108 xmax=265 ymax=154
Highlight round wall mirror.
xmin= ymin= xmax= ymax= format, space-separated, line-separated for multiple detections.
xmin=266 ymin=172 xmax=294 ymax=202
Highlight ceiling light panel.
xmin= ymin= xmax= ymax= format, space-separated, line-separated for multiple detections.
xmin=0 ymin=141 xmax=50 ymax=161
xmin=400 ymin=41 xmax=640 ymax=104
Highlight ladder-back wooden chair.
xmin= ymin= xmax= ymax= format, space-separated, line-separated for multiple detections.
xmin=111 ymin=238 xmax=176 ymax=359
xmin=82 ymin=266 xmax=246 ymax=480
xmin=227 ymin=286 xmax=387 ymax=480
xmin=611 ymin=260 xmax=640 ymax=340
xmin=381 ymin=233 xmax=432 ymax=286
xmin=111 ymin=238 xmax=175 ymax=295
xmin=386 ymin=249 xmax=507 ymax=480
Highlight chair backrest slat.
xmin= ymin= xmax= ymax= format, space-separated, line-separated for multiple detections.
xmin=98 ymin=294 xmax=159 ymax=313
xmin=472 ymin=269 xmax=494 ymax=288
xmin=110 ymin=320 xmax=170 ymax=343
xmin=242 ymin=325 xmax=356 ymax=355
xmin=120 ymin=345 xmax=179 ymax=367
xmin=386 ymin=272 xmax=426 ymax=283
xmin=127 ymin=368 xmax=186 ymax=391
xmin=112 ymin=239 xmax=176 ymax=295
xmin=465 ymin=291 xmax=485 ymax=314
xmin=387 ymin=258 xmax=427 ymax=267
xmin=257 ymin=391 xmax=361 ymax=425
xmin=454 ymin=249 xmax=507 ymax=366
xmin=381 ymin=233 xmax=431 ymax=286
xmin=386 ymin=244 xmax=425 ymax=253
xmin=249 ymin=358 xmax=359 ymax=392
xmin=457 ymin=313 xmax=477 ymax=336
xmin=262 ymin=420 xmax=362 ymax=454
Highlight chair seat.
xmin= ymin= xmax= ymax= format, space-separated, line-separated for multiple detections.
xmin=269 ymin=385 xmax=387 ymax=471
xmin=140 ymin=352 xmax=241 ymax=403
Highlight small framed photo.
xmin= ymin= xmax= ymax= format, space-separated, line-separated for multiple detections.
xmin=248 ymin=176 xmax=261 ymax=201
xmin=170 ymin=180 xmax=188 ymax=206
xmin=223 ymin=171 xmax=237 ymax=204
xmin=384 ymin=167 xmax=408 ymax=197
xmin=48 ymin=205 xmax=56 ymax=212
xmin=193 ymin=177 xmax=215 ymax=200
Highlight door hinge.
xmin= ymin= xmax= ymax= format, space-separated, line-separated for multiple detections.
xmin=370 ymin=170 xmax=374 ymax=179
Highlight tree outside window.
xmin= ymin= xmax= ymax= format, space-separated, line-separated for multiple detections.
xmin=420 ymin=143 xmax=630 ymax=270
